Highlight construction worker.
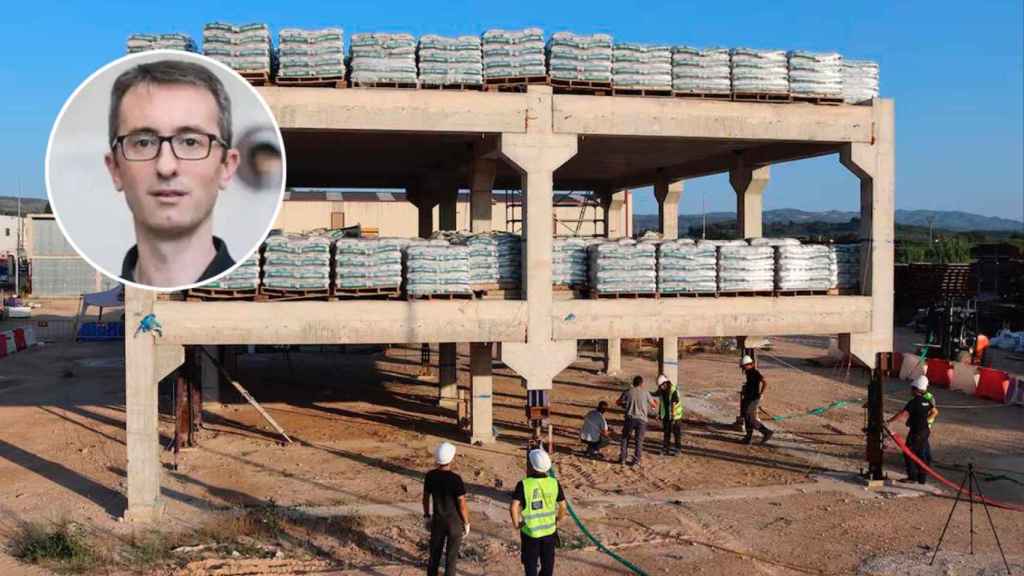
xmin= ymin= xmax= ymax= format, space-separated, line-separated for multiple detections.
xmin=656 ymin=374 xmax=683 ymax=455
xmin=510 ymin=449 xmax=567 ymax=576
xmin=579 ymin=401 xmax=611 ymax=458
xmin=616 ymin=375 xmax=658 ymax=466
xmin=887 ymin=375 xmax=939 ymax=484
xmin=423 ymin=442 xmax=470 ymax=576
xmin=740 ymin=356 xmax=774 ymax=445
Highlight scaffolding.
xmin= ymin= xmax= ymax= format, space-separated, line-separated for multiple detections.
xmin=505 ymin=189 xmax=606 ymax=237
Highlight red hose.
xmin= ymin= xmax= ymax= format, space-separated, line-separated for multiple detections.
xmin=886 ymin=428 xmax=1024 ymax=513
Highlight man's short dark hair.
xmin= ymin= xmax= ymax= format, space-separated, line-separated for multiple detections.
xmin=597 ymin=401 xmax=608 ymax=411
xmin=108 ymin=59 xmax=233 ymax=149
xmin=632 ymin=376 xmax=643 ymax=387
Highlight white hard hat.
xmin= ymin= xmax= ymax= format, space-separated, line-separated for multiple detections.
xmin=741 ymin=355 xmax=754 ymax=366
xmin=435 ymin=442 xmax=456 ymax=465
xmin=911 ymin=375 xmax=929 ymax=392
xmin=528 ymin=449 xmax=552 ymax=473
xmin=657 ymin=374 xmax=669 ymax=386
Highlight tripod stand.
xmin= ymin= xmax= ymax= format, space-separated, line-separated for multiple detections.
xmin=929 ymin=463 xmax=1011 ymax=574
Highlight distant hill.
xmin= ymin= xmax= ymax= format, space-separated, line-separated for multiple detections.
xmin=635 ymin=209 xmax=1023 ymax=233
xmin=0 ymin=196 xmax=49 ymax=216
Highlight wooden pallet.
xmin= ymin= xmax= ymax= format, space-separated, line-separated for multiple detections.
xmin=550 ymin=78 xmax=611 ymax=95
xmin=333 ymin=286 xmax=402 ymax=300
xmin=591 ymin=291 xmax=658 ymax=299
xmin=658 ymin=291 xmax=718 ymax=298
xmin=732 ymin=92 xmax=792 ymax=103
xmin=672 ymin=91 xmax=732 ymax=101
xmin=239 ymin=71 xmax=272 ymax=86
xmin=475 ymin=288 xmax=522 ymax=300
xmin=483 ymin=75 xmax=549 ymax=92
xmin=257 ymin=287 xmax=331 ymax=302
xmin=185 ymin=287 xmax=258 ymax=301
xmin=407 ymin=292 xmax=474 ymax=301
xmin=611 ymin=87 xmax=673 ymax=97
xmin=717 ymin=290 xmax=775 ymax=297
xmin=827 ymin=287 xmax=860 ymax=296
xmin=419 ymin=83 xmax=484 ymax=91
xmin=275 ymin=76 xmax=347 ymax=88
xmin=351 ymin=81 xmax=418 ymax=89
xmin=774 ymin=289 xmax=830 ymax=297
xmin=792 ymin=94 xmax=844 ymax=106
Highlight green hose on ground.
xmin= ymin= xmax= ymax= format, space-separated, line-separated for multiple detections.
xmin=769 ymin=398 xmax=863 ymax=421
xmin=548 ymin=465 xmax=650 ymax=576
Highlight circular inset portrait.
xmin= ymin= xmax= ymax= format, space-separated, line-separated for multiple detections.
xmin=46 ymin=50 xmax=285 ymax=291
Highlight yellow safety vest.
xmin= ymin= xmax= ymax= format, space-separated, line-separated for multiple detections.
xmin=521 ymin=477 xmax=558 ymax=538
xmin=659 ymin=382 xmax=684 ymax=421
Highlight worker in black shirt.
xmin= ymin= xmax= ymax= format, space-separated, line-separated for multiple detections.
xmin=510 ymin=449 xmax=567 ymax=576
xmin=740 ymin=355 xmax=774 ymax=445
xmin=887 ymin=375 xmax=939 ymax=484
xmin=423 ymin=442 xmax=470 ymax=576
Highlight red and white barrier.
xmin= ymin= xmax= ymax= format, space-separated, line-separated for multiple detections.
xmin=0 ymin=327 xmax=34 ymax=358
xmin=898 ymin=352 xmax=1023 ymax=405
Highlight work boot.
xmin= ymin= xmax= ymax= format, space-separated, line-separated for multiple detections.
xmin=742 ymin=436 xmax=753 ymax=445
xmin=761 ymin=430 xmax=774 ymax=445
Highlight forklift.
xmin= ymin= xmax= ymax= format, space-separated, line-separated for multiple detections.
xmin=919 ymin=297 xmax=983 ymax=363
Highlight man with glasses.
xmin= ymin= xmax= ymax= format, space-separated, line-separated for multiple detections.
xmin=104 ymin=59 xmax=240 ymax=287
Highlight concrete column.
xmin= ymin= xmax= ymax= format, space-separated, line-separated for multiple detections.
xmin=438 ymin=344 xmax=459 ymax=409
xmin=438 ymin=188 xmax=458 ymax=232
xmin=470 ymin=156 xmax=497 ymax=233
xmin=408 ymin=183 xmax=438 ymax=376
xmin=604 ymin=338 xmax=622 ymax=375
xmin=655 ymin=178 xmax=683 ymax=380
xmin=124 ymin=286 xmax=162 ymax=522
xmin=840 ymin=100 xmax=895 ymax=366
xmin=469 ymin=342 xmax=495 ymax=444
xmin=729 ymin=161 xmax=770 ymax=239
xmin=200 ymin=345 xmax=220 ymax=404
xmin=658 ymin=337 xmax=680 ymax=388
xmin=598 ymin=187 xmax=626 ymax=375
xmin=499 ymin=86 xmax=579 ymax=390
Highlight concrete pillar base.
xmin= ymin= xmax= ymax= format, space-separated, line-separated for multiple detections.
xmin=604 ymin=338 xmax=622 ymax=375
xmin=438 ymin=343 xmax=458 ymax=409
xmin=469 ymin=342 xmax=494 ymax=443
xmin=123 ymin=504 xmax=165 ymax=524
xmin=658 ymin=337 xmax=680 ymax=385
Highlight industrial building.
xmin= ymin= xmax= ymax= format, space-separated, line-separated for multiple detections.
xmin=25 ymin=214 xmax=117 ymax=297
xmin=122 ymin=86 xmax=893 ymax=522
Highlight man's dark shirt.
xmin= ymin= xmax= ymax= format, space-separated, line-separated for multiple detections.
xmin=903 ymin=395 xmax=934 ymax=437
xmin=121 ymin=236 xmax=235 ymax=284
xmin=423 ymin=469 xmax=466 ymax=523
xmin=742 ymin=368 xmax=764 ymax=401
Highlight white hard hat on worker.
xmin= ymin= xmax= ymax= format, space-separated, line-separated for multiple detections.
xmin=911 ymin=375 xmax=929 ymax=393
xmin=657 ymin=374 xmax=669 ymax=386
xmin=528 ymin=449 xmax=552 ymax=473
xmin=741 ymin=355 xmax=754 ymax=367
xmin=435 ymin=442 xmax=456 ymax=465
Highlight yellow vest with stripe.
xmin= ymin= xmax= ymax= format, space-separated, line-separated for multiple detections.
xmin=659 ymin=382 xmax=684 ymax=421
xmin=521 ymin=476 xmax=558 ymax=538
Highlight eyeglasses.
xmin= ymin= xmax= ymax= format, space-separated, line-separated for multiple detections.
xmin=111 ymin=131 xmax=227 ymax=161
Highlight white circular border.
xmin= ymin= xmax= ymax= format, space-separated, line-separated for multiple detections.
xmin=44 ymin=49 xmax=287 ymax=293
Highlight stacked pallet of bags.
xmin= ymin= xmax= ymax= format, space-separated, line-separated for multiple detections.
xmin=547 ymin=32 xmax=613 ymax=83
xmin=334 ymin=238 xmax=404 ymax=292
xmin=404 ymin=240 xmax=472 ymax=297
xmin=830 ymin=244 xmax=861 ymax=290
xmin=278 ymin=28 xmax=345 ymax=80
xmin=774 ymin=244 xmax=833 ymax=291
xmin=482 ymin=28 xmax=546 ymax=79
xmin=418 ymin=35 xmax=482 ymax=86
xmin=126 ymin=33 xmax=196 ymax=54
xmin=349 ymin=33 xmax=417 ymax=84
xmin=717 ymin=244 xmax=774 ymax=292
xmin=730 ymin=48 xmax=789 ymax=95
xmin=612 ymin=43 xmax=672 ymax=90
xmin=671 ymin=46 xmax=730 ymax=94
xmin=202 ymin=251 xmax=260 ymax=290
xmin=203 ymin=22 xmax=274 ymax=76
xmin=658 ymin=239 xmax=717 ymax=294
xmin=553 ymin=238 xmax=591 ymax=287
xmin=262 ymin=234 xmax=332 ymax=291
xmin=842 ymin=59 xmax=880 ymax=103
xmin=449 ymin=232 xmax=521 ymax=288
xmin=589 ymin=239 xmax=657 ymax=294
xmin=787 ymin=51 xmax=842 ymax=98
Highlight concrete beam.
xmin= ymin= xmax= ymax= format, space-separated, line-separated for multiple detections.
xmin=155 ymin=344 xmax=184 ymax=382
xmin=551 ymin=296 xmax=873 ymax=340
xmin=150 ymin=300 xmax=529 ymax=345
xmin=124 ymin=287 xmax=163 ymax=523
xmin=469 ymin=342 xmax=495 ymax=444
xmin=730 ymin=161 xmax=770 ymax=239
xmin=554 ymin=96 xmax=875 ymax=142
xmin=259 ymin=87 xmax=528 ymax=134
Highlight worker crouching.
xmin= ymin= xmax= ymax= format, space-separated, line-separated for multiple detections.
xmin=511 ymin=449 xmax=568 ymax=576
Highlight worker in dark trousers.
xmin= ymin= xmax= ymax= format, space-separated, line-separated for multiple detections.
xmin=887 ymin=375 xmax=939 ymax=484
xmin=423 ymin=442 xmax=470 ymax=576
xmin=511 ymin=449 xmax=567 ymax=576
xmin=740 ymin=355 xmax=774 ymax=444
xmin=656 ymin=374 xmax=683 ymax=455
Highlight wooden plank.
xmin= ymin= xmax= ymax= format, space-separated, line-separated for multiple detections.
xmin=275 ymin=76 xmax=347 ymax=88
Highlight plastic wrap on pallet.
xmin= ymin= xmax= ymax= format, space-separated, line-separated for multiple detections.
xmin=787 ymin=51 xmax=842 ymax=97
xmin=775 ymin=243 xmax=833 ymax=291
xmin=126 ymin=32 xmax=197 ymax=54
xmin=830 ymin=244 xmax=861 ymax=289
xmin=717 ymin=245 xmax=774 ymax=292
xmin=403 ymin=242 xmax=472 ymax=296
xmin=671 ymin=46 xmax=730 ymax=93
xmin=261 ymin=234 xmax=331 ymax=290
xmin=842 ymin=59 xmax=879 ymax=104
xmin=417 ymin=35 xmax=483 ymax=86
xmin=333 ymin=238 xmax=404 ymax=290
xmin=350 ymin=33 xmax=417 ymax=84
xmin=203 ymin=22 xmax=272 ymax=75
xmin=611 ymin=43 xmax=672 ymax=89
xmin=658 ymin=239 xmax=717 ymax=293
xmin=546 ymin=32 xmax=613 ymax=83
xmin=730 ymin=48 xmax=788 ymax=94
xmin=278 ymin=27 xmax=344 ymax=79
xmin=588 ymin=239 xmax=657 ymax=293
xmin=447 ymin=231 xmax=522 ymax=287
xmin=482 ymin=28 xmax=545 ymax=79
xmin=553 ymin=237 xmax=593 ymax=286
xmin=749 ymin=237 xmax=800 ymax=247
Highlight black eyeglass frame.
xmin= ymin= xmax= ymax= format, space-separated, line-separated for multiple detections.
xmin=110 ymin=131 xmax=229 ymax=162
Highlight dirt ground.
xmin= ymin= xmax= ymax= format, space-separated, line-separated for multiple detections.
xmin=0 ymin=299 xmax=1022 ymax=575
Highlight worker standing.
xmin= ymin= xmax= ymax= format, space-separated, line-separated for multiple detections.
xmin=510 ymin=449 xmax=567 ymax=576
xmin=740 ymin=356 xmax=774 ymax=445
xmin=616 ymin=375 xmax=658 ymax=466
xmin=656 ymin=374 xmax=683 ymax=456
xmin=423 ymin=442 xmax=470 ymax=576
xmin=887 ymin=375 xmax=939 ymax=484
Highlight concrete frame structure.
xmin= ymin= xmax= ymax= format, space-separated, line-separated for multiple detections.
xmin=123 ymin=86 xmax=894 ymax=521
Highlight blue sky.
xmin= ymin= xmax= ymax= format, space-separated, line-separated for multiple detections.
xmin=3 ymin=1 xmax=1021 ymax=221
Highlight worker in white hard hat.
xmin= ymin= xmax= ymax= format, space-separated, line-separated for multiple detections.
xmin=887 ymin=375 xmax=939 ymax=484
xmin=656 ymin=374 xmax=683 ymax=456
xmin=739 ymin=355 xmax=774 ymax=445
xmin=423 ymin=442 xmax=470 ymax=576
xmin=510 ymin=449 xmax=567 ymax=576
